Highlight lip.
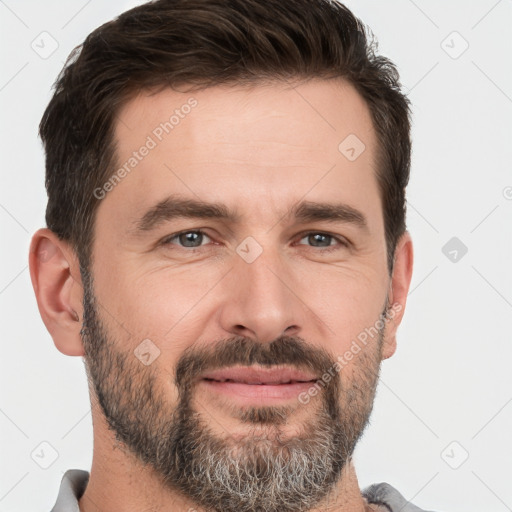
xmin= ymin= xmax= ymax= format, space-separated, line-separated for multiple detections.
xmin=201 ymin=380 xmax=318 ymax=401
xmin=198 ymin=366 xmax=319 ymax=403
xmin=200 ymin=366 xmax=319 ymax=385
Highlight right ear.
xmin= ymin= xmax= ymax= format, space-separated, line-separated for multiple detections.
xmin=29 ymin=228 xmax=85 ymax=356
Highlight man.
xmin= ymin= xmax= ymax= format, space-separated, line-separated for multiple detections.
xmin=28 ymin=0 xmax=432 ymax=510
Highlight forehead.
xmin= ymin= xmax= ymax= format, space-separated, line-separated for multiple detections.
xmin=100 ymin=79 xmax=381 ymax=230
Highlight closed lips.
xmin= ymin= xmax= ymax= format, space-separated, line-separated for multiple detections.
xmin=200 ymin=366 xmax=319 ymax=385
xmin=204 ymin=378 xmax=316 ymax=385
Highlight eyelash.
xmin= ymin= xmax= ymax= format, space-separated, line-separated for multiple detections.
xmin=160 ymin=230 xmax=349 ymax=253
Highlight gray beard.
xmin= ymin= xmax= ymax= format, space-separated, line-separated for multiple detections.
xmin=80 ymin=270 xmax=383 ymax=512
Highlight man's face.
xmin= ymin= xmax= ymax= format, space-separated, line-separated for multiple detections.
xmin=83 ymin=79 xmax=393 ymax=511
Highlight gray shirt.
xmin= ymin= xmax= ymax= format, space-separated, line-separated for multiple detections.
xmin=50 ymin=469 xmax=437 ymax=511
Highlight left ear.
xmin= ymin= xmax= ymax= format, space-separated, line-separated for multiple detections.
xmin=381 ymin=231 xmax=414 ymax=360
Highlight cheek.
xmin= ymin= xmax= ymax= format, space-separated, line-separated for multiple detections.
xmin=298 ymin=269 xmax=386 ymax=354
xmin=94 ymin=259 xmax=222 ymax=344
xmin=300 ymin=265 xmax=387 ymax=331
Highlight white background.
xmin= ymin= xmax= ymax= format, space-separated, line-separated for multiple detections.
xmin=1 ymin=1 xmax=511 ymax=511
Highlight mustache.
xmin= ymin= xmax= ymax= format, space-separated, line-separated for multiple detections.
xmin=174 ymin=335 xmax=336 ymax=391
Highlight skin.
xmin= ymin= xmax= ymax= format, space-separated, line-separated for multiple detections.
xmin=30 ymin=78 xmax=413 ymax=511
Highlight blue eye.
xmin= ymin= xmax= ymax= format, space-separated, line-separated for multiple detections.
xmin=162 ymin=230 xmax=212 ymax=248
xmin=297 ymin=232 xmax=348 ymax=252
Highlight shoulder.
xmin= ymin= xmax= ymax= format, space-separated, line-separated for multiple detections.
xmin=50 ymin=469 xmax=89 ymax=512
xmin=362 ymin=482 xmax=439 ymax=512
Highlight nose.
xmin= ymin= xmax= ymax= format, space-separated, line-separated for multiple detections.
xmin=218 ymin=246 xmax=303 ymax=344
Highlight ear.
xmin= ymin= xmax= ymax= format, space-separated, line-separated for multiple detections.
xmin=381 ymin=231 xmax=414 ymax=360
xmin=29 ymin=228 xmax=85 ymax=356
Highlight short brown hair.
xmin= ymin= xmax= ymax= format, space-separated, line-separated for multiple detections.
xmin=40 ymin=0 xmax=411 ymax=273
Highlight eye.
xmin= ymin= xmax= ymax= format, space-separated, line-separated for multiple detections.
xmin=296 ymin=232 xmax=348 ymax=252
xmin=161 ymin=230 xmax=213 ymax=249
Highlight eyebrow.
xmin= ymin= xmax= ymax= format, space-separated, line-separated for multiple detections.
xmin=133 ymin=196 xmax=240 ymax=233
xmin=132 ymin=195 xmax=368 ymax=233
xmin=292 ymin=201 xmax=368 ymax=230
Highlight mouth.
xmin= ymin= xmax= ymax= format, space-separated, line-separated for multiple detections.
xmin=198 ymin=366 xmax=319 ymax=402
xmin=204 ymin=379 xmax=314 ymax=384
xmin=201 ymin=366 xmax=318 ymax=385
